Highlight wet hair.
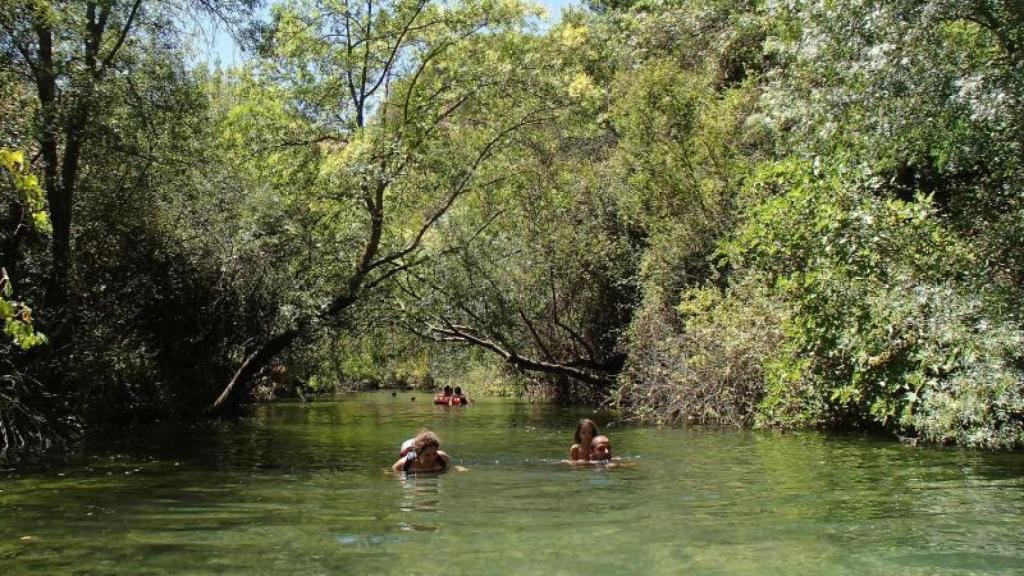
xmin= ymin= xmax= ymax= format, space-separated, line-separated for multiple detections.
xmin=413 ymin=430 xmax=440 ymax=452
xmin=454 ymin=386 xmax=463 ymax=395
xmin=574 ymin=419 xmax=599 ymax=444
xmin=443 ymin=385 xmax=453 ymax=395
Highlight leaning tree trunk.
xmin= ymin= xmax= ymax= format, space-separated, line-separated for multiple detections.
xmin=206 ymin=283 xmax=364 ymax=416
xmin=207 ymin=326 xmax=302 ymax=417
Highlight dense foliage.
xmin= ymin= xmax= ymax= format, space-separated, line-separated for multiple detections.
xmin=1 ymin=0 xmax=1022 ymax=456
xmin=608 ymin=0 xmax=1024 ymax=449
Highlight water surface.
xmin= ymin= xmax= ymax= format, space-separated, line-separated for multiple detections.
xmin=2 ymin=393 xmax=1023 ymax=574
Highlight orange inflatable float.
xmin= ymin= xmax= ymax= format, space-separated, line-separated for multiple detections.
xmin=433 ymin=394 xmax=466 ymax=406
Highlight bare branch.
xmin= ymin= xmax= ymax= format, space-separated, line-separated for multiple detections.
xmin=364 ymin=0 xmax=429 ymax=99
xmin=99 ymin=0 xmax=143 ymax=73
xmin=362 ymin=254 xmax=428 ymax=292
xmin=0 ymin=19 xmax=39 ymax=78
xmin=366 ymin=108 xmax=556 ymax=276
xmin=428 ymin=321 xmax=614 ymax=386
xmin=520 ymin=309 xmax=556 ymax=362
xmin=554 ymin=316 xmax=596 ymax=361
xmin=344 ymin=1 xmax=361 ymax=118
xmin=358 ymin=0 xmax=372 ymax=121
xmin=400 ymin=21 xmax=491 ymax=125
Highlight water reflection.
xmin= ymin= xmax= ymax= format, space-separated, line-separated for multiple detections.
xmin=396 ymin=475 xmax=440 ymax=532
xmin=335 ymin=533 xmax=407 ymax=546
xmin=398 ymin=475 xmax=441 ymax=513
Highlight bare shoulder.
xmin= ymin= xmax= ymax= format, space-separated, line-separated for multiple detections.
xmin=437 ymin=451 xmax=466 ymax=471
xmin=569 ymin=444 xmax=583 ymax=460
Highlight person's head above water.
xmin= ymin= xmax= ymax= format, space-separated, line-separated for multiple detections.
xmin=413 ymin=430 xmax=440 ymax=454
xmin=575 ymin=419 xmax=599 ymax=445
xmin=393 ymin=429 xmax=457 ymax=474
xmin=590 ymin=435 xmax=612 ymax=461
xmin=442 ymin=385 xmax=453 ymax=396
xmin=454 ymin=386 xmax=463 ymax=395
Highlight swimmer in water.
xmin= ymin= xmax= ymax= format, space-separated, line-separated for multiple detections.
xmin=392 ymin=431 xmax=467 ymax=474
xmin=569 ymin=418 xmax=599 ymax=461
xmin=590 ymin=435 xmax=612 ymax=461
xmin=393 ymin=431 xmax=449 ymax=474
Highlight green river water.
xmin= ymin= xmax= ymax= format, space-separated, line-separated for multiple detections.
xmin=2 ymin=392 xmax=1023 ymax=575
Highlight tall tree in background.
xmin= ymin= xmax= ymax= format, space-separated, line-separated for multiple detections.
xmin=394 ymin=83 xmax=640 ymax=399
xmin=0 ymin=1 xmax=265 ymax=454
xmin=208 ymin=0 xmax=549 ymax=414
xmin=0 ymin=0 xmax=258 ymax=330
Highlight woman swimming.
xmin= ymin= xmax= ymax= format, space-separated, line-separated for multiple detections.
xmin=393 ymin=430 xmax=452 ymax=474
xmin=569 ymin=418 xmax=600 ymax=461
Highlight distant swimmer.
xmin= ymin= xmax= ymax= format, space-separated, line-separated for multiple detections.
xmin=569 ymin=419 xmax=599 ymax=462
xmin=565 ymin=434 xmax=628 ymax=468
xmin=433 ymin=385 xmax=468 ymax=406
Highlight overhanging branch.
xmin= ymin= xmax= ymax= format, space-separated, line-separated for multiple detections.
xmin=428 ymin=321 xmax=615 ymax=387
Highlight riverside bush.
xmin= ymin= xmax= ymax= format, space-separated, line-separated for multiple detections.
xmin=616 ymin=157 xmax=1024 ymax=448
xmin=615 ymin=277 xmax=785 ymax=427
xmin=725 ymin=159 xmax=1024 ymax=446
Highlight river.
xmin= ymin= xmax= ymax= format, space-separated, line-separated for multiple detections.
xmin=2 ymin=392 xmax=1023 ymax=574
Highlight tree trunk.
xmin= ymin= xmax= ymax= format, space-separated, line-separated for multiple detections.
xmin=32 ymin=18 xmax=70 ymax=311
xmin=48 ymin=103 xmax=88 ymax=311
xmin=206 ymin=291 xmax=365 ymax=416
xmin=207 ymin=326 xmax=302 ymax=417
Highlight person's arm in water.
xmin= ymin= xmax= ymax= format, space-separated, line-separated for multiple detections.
xmin=392 ymin=456 xmax=409 ymax=473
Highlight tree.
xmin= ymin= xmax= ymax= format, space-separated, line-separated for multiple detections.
xmin=1 ymin=1 xmax=272 ymax=431
xmin=393 ymin=109 xmax=639 ymax=399
xmin=0 ymin=0 xmax=258 ymax=325
xmin=207 ymin=0 xmax=549 ymax=414
xmin=389 ymin=3 xmax=768 ymax=400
